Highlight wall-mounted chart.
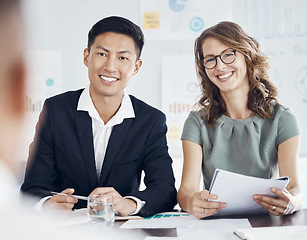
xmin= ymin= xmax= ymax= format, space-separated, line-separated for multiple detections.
xmin=162 ymin=55 xmax=201 ymax=157
xmin=140 ymin=0 xmax=232 ymax=40
xmin=18 ymin=50 xmax=62 ymax=160
xmin=233 ymin=0 xmax=307 ymax=155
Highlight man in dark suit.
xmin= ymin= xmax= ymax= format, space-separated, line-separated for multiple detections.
xmin=21 ymin=16 xmax=177 ymax=217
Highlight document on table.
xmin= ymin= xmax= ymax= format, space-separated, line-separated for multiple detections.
xmin=120 ymin=212 xmax=198 ymax=229
xmin=177 ymin=218 xmax=251 ymax=239
xmin=234 ymin=225 xmax=307 ymax=240
xmin=140 ymin=217 xmax=251 ymax=239
xmin=120 ymin=211 xmax=251 ymax=233
xmin=209 ymin=169 xmax=290 ymax=216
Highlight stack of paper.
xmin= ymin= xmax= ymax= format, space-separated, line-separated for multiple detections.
xmin=209 ymin=169 xmax=290 ymax=216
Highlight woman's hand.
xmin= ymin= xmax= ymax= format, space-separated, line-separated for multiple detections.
xmin=253 ymin=187 xmax=297 ymax=216
xmin=178 ymin=140 xmax=226 ymax=218
xmin=187 ymin=189 xmax=226 ymax=218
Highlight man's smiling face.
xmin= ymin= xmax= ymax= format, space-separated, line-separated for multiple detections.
xmin=83 ymin=32 xmax=142 ymax=100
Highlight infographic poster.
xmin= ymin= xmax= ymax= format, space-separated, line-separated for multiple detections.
xmin=161 ymin=55 xmax=201 ymax=157
xmin=19 ymin=50 xmax=62 ymax=160
xmin=233 ymin=0 xmax=307 ymax=155
xmin=140 ymin=0 xmax=232 ymax=40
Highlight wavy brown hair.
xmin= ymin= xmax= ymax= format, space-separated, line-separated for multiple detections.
xmin=194 ymin=21 xmax=278 ymax=125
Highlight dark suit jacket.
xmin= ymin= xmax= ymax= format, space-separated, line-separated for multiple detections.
xmin=21 ymin=89 xmax=177 ymax=217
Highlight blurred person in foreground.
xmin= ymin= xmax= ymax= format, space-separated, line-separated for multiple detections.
xmin=0 ymin=1 xmax=136 ymax=239
xmin=0 ymin=0 xmax=26 ymax=204
xmin=0 ymin=0 xmax=53 ymax=238
xmin=177 ymin=21 xmax=303 ymax=218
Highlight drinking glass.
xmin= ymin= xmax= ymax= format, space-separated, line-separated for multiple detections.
xmin=87 ymin=195 xmax=114 ymax=227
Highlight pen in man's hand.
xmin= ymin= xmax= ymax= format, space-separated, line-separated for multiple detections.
xmin=49 ymin=191 xmax=88 ymax=201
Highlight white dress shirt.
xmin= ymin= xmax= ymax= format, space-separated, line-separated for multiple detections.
xmin=35 ymin=87 xmax=145 ymax=215
xmin=77 ymin=86 xmax=135 ymax=179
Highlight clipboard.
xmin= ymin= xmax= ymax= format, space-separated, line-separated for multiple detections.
xmin=209 ymin=169 xmax=290 ymax=216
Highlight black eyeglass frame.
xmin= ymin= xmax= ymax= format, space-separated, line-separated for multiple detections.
xmin=201 ymin=49 xmax=237 ymax=69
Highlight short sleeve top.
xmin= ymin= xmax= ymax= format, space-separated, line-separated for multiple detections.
xmin=181 ymin=104 xmax=300 ymax=190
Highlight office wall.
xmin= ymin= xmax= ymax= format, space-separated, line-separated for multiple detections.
xmin=21 ymin=0 xmax=307 ymax=158
xmin=233 ymin=0 xmax=307 ymax=157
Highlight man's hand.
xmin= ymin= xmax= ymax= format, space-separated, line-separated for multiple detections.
xmin=90 ymin=187 xmax=137 ymax=216
xmin=44 ymin=188 xmax=78 ymax=215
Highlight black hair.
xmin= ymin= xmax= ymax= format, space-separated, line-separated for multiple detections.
xmin=87 ymin=16 xmax=144 ymax=59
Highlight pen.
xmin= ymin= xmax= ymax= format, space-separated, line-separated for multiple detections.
xmin=50 ymin=191 xmax=88 ymax=201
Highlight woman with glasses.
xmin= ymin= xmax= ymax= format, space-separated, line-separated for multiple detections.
xmin=177 ymin=21 xmax=303 ymax=218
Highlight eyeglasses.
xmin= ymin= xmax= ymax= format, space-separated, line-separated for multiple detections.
xmin=201 ymin=49 xmax=237 ymax=69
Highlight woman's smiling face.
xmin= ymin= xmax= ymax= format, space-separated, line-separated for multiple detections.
xmin=202 ymin=37 xmax=249 ymax=94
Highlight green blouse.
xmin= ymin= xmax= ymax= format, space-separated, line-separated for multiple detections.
xmin=181 ymin=105 xmax=300 ymax=190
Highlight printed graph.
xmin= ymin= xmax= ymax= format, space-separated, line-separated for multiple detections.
xmin=25 ymin=96 xmax=42 ymax=112
xmin=239 ymin=0 xmax=307 ymax=39
xmin=168 ymin=102 xmax=193 ymax=115
xmin=162 ymin=55 xmax=200 ymax=157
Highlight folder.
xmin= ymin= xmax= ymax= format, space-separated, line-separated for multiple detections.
xmin=234 ymin=225 xmax=307 ymax=240
xmin=209 ymin=169 xmax=290 ymax=216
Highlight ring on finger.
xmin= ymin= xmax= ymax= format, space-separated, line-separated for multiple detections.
xmin=272 ymin=205 xmax=276 ymax=211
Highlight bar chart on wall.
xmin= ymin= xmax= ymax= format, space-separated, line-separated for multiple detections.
xmin=19 ymin=50 xmax=62 ymax=160
xmin=25 ymin=96 xmax=42 ymax=113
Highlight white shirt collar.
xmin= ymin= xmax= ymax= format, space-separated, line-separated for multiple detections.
xmin=77 ymin=86 xmax=135 ymax=127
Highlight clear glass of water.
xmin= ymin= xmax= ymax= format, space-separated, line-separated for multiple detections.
xmin=87 ymin=195 xmax=114 ymax=227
